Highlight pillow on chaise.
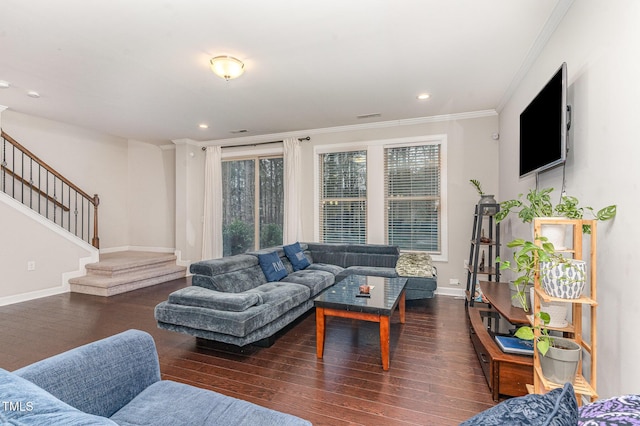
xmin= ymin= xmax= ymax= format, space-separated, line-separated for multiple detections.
xmin=258 ymin=251 xmax=288 ymax=282
xmin=283 ymin=242 xmax=311 ymax=271
xmin=460 ymin=382 xmax=578 ymax=425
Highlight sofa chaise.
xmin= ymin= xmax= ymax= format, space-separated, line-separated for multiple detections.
xmin=155 ymin=242 xmax=437 ymax=347
xmin=1 ymin=329 xmax=311 ymax=425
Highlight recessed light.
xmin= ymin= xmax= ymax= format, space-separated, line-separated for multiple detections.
xmin=27 ymin=90 xmax=40 ymax=98
xmin=199 ymin=124 xmax=209 ymax=129
xmin=0 ymin=80 xmax=10 ymax=89
xmin=417 ymin=93 xmax=430 ymax=100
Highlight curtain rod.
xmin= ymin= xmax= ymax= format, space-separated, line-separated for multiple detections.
xmin=201 ymin=136 xmax=310 ymax=151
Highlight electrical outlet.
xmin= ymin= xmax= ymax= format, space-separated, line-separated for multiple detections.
xmin=449 ymin=278 xmax=460 ymax=286
xmin=27 ymin=261 xmax=36 ymax=271
xmin=463 ymin=260 xmax=469 ymax=269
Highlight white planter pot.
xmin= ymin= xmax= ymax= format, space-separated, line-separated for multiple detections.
xmin=532 ymin=217 xmax=567 ymax=250
xmin=530 ymin=287 xmax=569 ymax=328
xmin=540 ymin=259 xmax=587 ymax=299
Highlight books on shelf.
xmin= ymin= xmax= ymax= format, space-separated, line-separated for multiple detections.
xmin=495 ymin=335 xmax=534 ymax=356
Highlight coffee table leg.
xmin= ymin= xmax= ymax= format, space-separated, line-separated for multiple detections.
xmin=316 ymin=307 xmax=325 ymax=359
xmin=399 ymin=290 xmax=406 ymax=324
xmin=380 ymin=315 xmax=390 ymax=370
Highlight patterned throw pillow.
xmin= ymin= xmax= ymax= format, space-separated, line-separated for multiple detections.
xmin=460 ymin=382 xmax=578 ymax=426
xmin=283 ymin=242 xmax=311 ymax=271
xmin=258 ymin=251 xmax=288 ymax=282
xmin=578 ymin=394 xmax=640 ymax=425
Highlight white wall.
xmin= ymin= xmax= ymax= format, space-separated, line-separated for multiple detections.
xmin=178 ymin=113 xmax=500 ymax=292
xmin=0 ymin=193 xmax=96 ymax=304
xmin=0 ymin=110 xmax=176 ymax=302
xmin=498 ymin=0 xmax=640 ymax=398
xmin=2 ymin=110 xmax=130 ymax=249
xmin=127 ymin=140 xmax=176 ymax=250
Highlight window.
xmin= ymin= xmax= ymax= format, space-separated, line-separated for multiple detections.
xmin=221 ymin=156 xmax=284 ymax=256
xmin=318 ymin=150 xmax=367 ymax=243
xmin=385 ymin=144 xmax=441 ymax=252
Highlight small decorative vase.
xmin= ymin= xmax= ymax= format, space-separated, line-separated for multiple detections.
xmin=478 ymin=194 xmax=497 ymax=216
xmin=540 ymin=260 xmax=587 ymax=299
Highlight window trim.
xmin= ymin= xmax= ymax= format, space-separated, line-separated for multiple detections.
xmin=314 ymin=135 xmax=448 ymax=261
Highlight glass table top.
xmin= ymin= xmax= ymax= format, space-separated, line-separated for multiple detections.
xmin=313 ymin=275 xmax=408 ymax=315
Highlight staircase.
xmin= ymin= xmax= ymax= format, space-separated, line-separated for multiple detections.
xmin=69 ymin=251 xmax=186 ymax=296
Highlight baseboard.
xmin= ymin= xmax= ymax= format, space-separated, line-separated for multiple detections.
xmin=435 ymin=287 xmax=465 ymax=298
xmin=0 ymin=286 xmax=68 ymax=307
xmin=100 ymin=245 xmax=177 ymax=254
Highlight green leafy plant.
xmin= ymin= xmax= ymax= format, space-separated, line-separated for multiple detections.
xmin=514 ymin=311 xmax=553 ymax=356
xmin=494 ymin=187 xmax=616 ymax=234
xmin=469 ymin=179 xmax=485 ymax=196
xmin=495 ymin=237 xmax=564 ymax=312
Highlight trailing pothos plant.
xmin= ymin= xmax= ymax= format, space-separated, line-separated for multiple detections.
xmin=495 ymin=237 xmax=559 ymax=312
xmin=494 ymin=187 xmax=616 ymax=233
xmin=514 ymin=311 xmax=553 ymax=356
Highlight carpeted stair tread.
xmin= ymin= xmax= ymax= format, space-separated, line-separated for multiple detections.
xmin=69 ymin=251 xmax=186 ymax=296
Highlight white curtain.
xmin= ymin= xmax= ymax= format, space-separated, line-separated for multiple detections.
xmin=283 ymin=138 xmax=302 ymax=244
xmin=202 ymin=146 xmax=223 ymax=260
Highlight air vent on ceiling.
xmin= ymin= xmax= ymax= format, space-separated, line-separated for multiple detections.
xmin=229 ymin=129 xmax=248 ymax=134
xmin=356 ymin=113 xmax=381 ymax=119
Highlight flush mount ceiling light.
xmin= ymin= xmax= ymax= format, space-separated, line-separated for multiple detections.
xmin=209 ymin=56 xmax=245 ymax=80
xmin=27 ymin=90 xmax=40 ymax=98
xmin=0 ymin=80 xmax=10 ymax=89
xmin=417 ymin=93 xmax=430 ymax=100
xmin=198 ymin=123 xmax=209 ymax=129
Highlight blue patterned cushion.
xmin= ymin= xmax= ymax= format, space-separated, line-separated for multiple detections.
xmin=578 ymin=394 xmax=640 ymax=425
xmin=461 ymin=382 xmax=578 ymax=425
xmin=258 ymin=251 xmax=288 ymax=282
xmin=283 ymin=242 xmax=311 ymax=271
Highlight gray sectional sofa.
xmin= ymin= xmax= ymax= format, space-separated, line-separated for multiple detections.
xmin=155 ymin=242 xmax=436 ymax=347
xmin=2 ymin=329 xmax=310 ymax=425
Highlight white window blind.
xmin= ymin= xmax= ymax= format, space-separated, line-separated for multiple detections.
xmin=385 ymin=144 xmax=441 ymax=252
xmin=318 ymin=151 xmax=367 ymax=243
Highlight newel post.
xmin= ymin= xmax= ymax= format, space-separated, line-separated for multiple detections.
xmin=92 ymin=194 xmax=100 ymax=249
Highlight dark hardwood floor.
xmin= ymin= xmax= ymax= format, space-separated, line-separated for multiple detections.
xmin=0 ymin=278 xmax=497 ymax=425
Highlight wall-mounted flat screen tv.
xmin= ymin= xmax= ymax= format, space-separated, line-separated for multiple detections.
xmin=519 ymin=62 xmax=568 ymax=178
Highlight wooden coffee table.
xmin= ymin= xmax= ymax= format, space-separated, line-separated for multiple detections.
xmin=314 ymin=275 xmax=408 ymax=370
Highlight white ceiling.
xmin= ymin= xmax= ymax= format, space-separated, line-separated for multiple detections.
xmin=0 ymin=0 xmax=564 ymax=145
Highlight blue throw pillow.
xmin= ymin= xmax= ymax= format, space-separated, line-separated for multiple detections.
xmin=460 ymin=382 xmax=578 ymax=425
xmin=258 ymin=251 xmax=288 ymax=282
xmin=283 ymin=242 xmax=311 ymax=271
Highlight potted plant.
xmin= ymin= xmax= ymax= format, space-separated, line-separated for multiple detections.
xmin=495 ymin=187 xmax=616 ymax=232
xmin=469 ymin=179 xmax=497 ymax=216
xmin=497 ymin=237 xmax=587 ymax=304
xmin=495 ymin=238 xmax=543 ymax=312
xmin=515 ymin=312 xmax=582 ymax=384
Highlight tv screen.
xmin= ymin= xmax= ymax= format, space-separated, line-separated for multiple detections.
xmin=519 ymin=62 xmax=568 ymax=177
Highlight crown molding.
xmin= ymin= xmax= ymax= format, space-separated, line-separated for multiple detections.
xmin=497 ymin=0 xmax=574 ymax=112
xmin=199 ymin=109 xmax=497 ymax=148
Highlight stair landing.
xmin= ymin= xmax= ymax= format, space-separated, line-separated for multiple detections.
xmin=69 ymin=251 xmax=186 ymax=296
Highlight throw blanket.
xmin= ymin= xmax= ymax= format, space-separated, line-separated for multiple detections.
xmin=395 ymin=253 xmax=435 ymax=277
